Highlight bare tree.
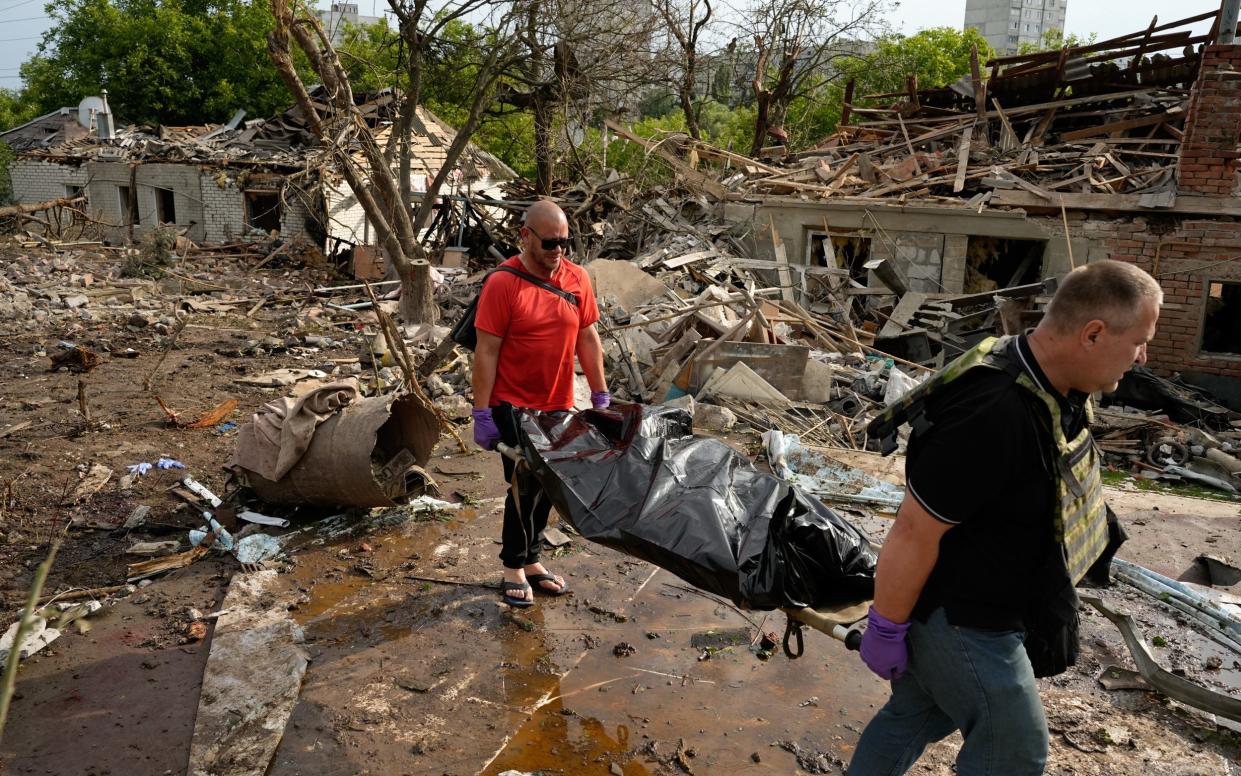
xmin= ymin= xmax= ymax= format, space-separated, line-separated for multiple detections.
xmin=495 ymin=0 xmax=660 ymax=194
xmin=651 ymin=0 xmax=717 ymax=139
xmin=266 ymin=0 xmax=520 ymax=321
xmin=740 ymin=0 xmax=889 ymax=156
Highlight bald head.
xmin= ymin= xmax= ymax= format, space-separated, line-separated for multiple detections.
xmin=518 ymin=199 xmax=570 ymax=277
xmin=1044 ymin=259 xmax=1163 ymax=335
xmin=524 ymin=200 xmax=567 ymax=233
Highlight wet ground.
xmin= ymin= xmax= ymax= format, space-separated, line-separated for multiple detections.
xmin=2 ymin=246 xmax=1241 ymax=774
xmin=262 ymin=444 xmax=890 ymax=776
xmin=6 ymin=432 xmax=1241 ymax=774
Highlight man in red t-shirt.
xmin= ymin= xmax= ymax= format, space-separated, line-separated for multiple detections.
xmin=470 ymin=200 xmax=609 ymax=607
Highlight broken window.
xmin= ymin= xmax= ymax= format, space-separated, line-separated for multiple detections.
xmin=65 ymin=185 xmax=83 ymax=199
xmin=1202 ymin=281 xmax=1241 ymax=356
xmin=118 ymin=185 xmax=136 ymax=225
xmin=808 ymin=232 xmax=872 ymax=286
xmin=155 ymin=187 xmax=176 ymax=225
xmin=244 ymin=191 xmax=282 ymax=234
xmin=964 ymin=236 xmax=1044 ymax=293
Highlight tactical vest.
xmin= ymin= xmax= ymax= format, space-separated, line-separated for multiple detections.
xmin=867 ymin=336 xmax=1108 ymax=585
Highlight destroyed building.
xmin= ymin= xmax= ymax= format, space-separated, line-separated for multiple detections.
xmin=0 ymin=88 xmax=513 ymax=262
xmin=699 ymin=10 xmax=1241 ymax=399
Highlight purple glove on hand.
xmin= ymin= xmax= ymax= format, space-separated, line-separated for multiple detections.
xmin=590 ymin=390 xmax=611 ymax=409
xmin=471 ymin=407 xmax=501 ymax=451
xmin=859 ymin=606 xmax=911 ymax=681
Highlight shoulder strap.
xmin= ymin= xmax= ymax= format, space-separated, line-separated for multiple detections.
xmin=493 ymin=265 xmax=580 ymax=306
xmin=865 ymin=336 xmax=1021 ymax=455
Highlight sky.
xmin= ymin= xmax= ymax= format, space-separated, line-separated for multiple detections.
xmin=0 ymin=0 xmax=1227 ymax=94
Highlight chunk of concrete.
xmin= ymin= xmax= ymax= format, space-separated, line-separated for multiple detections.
xmin=587 ymin=259 xmax=670 ymax=311
xmin=698 ymin=362 xmax=792 ymax=409
xmin=662 ymin=394 xmax=696 ymax=417
xmin=801 ymin=359 xmax=834 ymax=403
xmin=433 ymin=394 xmax=472 ymax=420
xmin=695 ymin=403 xmax=737 ymax=433
xmin=188 ymin=570 xmax=308 ymax=776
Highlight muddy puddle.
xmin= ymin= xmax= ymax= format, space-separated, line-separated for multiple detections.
xmin=285 ymin=502 xmax=490 ymax=643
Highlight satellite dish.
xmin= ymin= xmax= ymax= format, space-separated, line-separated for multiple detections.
xmin=77 ymin=96 xmax=106 ymax=130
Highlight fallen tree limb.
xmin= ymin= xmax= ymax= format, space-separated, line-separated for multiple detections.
xmin=0 ymin=196 xmax=86 ymax=218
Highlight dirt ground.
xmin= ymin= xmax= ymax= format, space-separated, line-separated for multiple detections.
xmin=1 ymin=243 xmax=1241 ymax=775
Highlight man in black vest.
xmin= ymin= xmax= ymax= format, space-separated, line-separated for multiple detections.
xmin=849 ymin=260 xmax=1162 ymax=776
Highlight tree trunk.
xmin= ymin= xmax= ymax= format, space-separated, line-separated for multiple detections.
xmin=533 ymin=97 xmax=555 ymax=195
xmin=680 ymin=49 xmax=700 ymax=140
xmin=398 ymin=259 xmax=437 ymax=323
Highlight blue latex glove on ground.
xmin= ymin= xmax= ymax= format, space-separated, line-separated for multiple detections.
xmin=590 ymin=390 xmax=611 ymax=409
xmin=472 ymin=407 xmax=501 ymax=451
xmin=860 ymin=606 xmax=911 ymax=681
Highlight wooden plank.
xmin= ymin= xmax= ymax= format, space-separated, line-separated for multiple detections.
xmin=970 ymin=43 xmax=989 ymax=146
xmin=953 ymin=122 xmax=974 ymax=193
xmin=1003 ymin=172 xmax=1054 ymax=201
xmin=840 ymin=79 xmax=855 ymax=126
xmin=991 ymin=97 xmax=1018 ymax=152
xmin=768 ymin=217 xmax=796 ymax=303
xmin=1060 ymin=111 xmax=1177 ymax=142
xmin=985 ymin=9 xmax=1218 ymax=66
xmin=895 ymin=114 xmax=922 ymax=176
xmin=991 ymin=190 xmax=1241 ymax=217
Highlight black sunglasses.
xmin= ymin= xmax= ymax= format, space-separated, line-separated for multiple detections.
xmin=525 ymin=224 xmax=572 ymax=251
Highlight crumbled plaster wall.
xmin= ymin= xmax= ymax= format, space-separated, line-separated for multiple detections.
xmin=11 ymin=158 xmax=314 ymax=246
xmin=869 ymin=231 xmax=945 ymax=293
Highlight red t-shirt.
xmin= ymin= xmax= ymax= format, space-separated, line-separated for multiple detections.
xmin=474 ymin=256 xmax=600 ymax=411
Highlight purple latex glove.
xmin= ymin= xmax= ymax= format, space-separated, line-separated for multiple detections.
xmin=472 ymin=407 xmax=501 ymax=451
xmin=859 ymin=606 xmax=911 ymax=681
xmin=590 ymin=390 xmax=611 ymax=409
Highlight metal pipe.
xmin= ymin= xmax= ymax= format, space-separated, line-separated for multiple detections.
xmin=1083 ymin=594 xmax=1241 ymax=723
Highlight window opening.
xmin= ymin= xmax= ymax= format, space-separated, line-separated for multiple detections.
xmin=118 ymin=185 xmax=136 ymax=225
xmin=964 ymin=237 xmax=1045 ymax=293
xmin=155 ymin=187 xmax=176 ymax=224
xmin=244 ymin=191 xmax=282 ymax=233
xmin=1203 ymin=281 xmax=1241 ymax=356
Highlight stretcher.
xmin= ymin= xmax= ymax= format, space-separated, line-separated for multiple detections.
xmin=780 ymin=599 xmax=870 ymax=657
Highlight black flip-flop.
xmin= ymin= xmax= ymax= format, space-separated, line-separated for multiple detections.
xmin=501 ymin=579 xmax=534 ymax=608
xmin=527 ymin=573 xmax=570 ymax=597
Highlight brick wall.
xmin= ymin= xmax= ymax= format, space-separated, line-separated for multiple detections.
xmin=9 ymin=159 xmax=89 ymax=203
xmin=199 ymin=170 xmax=247 ymax=243
xmin=1076 ymin=213 xmax=1241 ymax=378
xmin=1178 ymin=44 xmax=1241 ymax=196
xmin=325 ymin=181 xmax=369 ymax=244
xmin=9 ymin=159 xmax=91 ymax=230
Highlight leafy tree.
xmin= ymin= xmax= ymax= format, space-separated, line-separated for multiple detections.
xmin=1017 ymin=28 xmax=1097 ymax=55
xmin=20 ymin=0 xmax=297 ymax=126
xmin=0 ymin=142 xmax=15 ymax=205
xmin=0 ymin=89 xmax=38 ymax=132
xmin=849 ymin=26 xmax=995 ymax=97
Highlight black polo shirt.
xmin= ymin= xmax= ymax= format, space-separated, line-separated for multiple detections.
xmin=907 ymin=336 xmax=1089 ymax=631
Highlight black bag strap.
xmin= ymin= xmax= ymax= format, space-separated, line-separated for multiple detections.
xmin=493 ymin=265 xmax=579 ymax=307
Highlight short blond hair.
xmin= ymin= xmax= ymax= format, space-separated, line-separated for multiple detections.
xmin=1044 ymin=259 xmax=1163 ymax=333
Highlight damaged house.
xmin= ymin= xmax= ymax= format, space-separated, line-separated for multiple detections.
xmin=0 ymin=89 xmax=513 ymax=267
xmin=703 ymin=9 xmax=1241 ymax=398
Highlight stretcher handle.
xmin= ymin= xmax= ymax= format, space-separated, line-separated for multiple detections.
xmin=782 ymin=615 xmax=864 ymax=659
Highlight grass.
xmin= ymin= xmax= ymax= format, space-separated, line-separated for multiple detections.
xmin=0 ymin=536 xmax=61 ymax=743
xmin=1101 ymin=469 xmax=1241 ymax=505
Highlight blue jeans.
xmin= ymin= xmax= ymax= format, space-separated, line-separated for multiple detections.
xmin=847 ymin=607 xmax=1048 ymax=776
